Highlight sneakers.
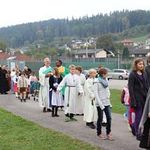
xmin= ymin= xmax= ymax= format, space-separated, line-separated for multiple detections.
xmin=98 ymin=134 xmax=107 ymax=140
xmin=106 ymin=133 xmax=114 ymax=141
xmin=98 ymin=133 xmax=114 ymax=141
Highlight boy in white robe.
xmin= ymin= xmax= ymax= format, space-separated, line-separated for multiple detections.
xmin=84 ymin=69 xmax=97 ymax=129
xmin=57 ymin=65 xmax=83 ymax=122
xmin=39 ymin=57 xmax=53 ymax=112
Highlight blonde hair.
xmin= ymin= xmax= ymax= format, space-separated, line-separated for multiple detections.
xmin=69 ymin=64 xmax=76 ymax=69
xmin=88 ymin=69 xmax=97 ymax=74
xmin=44 ymin=57 xmax=50 ymax=63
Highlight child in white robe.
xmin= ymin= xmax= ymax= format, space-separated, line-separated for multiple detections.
xmin=84 ymin=69 xmax=97 ymax=129
xmin=49 ymin=68 xmax=63 ymax=117
xmin=57 ymin=65 xmax=83 ymax=122
xmin=75 ymin=66 xmax=86 ymax=115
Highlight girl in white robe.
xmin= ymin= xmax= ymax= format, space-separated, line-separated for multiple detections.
xmin=75 ymin=66 xmax=86 ymax=115
xmin=57 ymin=65 xmax=83 ymax=122
xmin=84 ymin=69 xmax=97 ymax=129
xmin=49 ymin=68 xmax=63 ymax=117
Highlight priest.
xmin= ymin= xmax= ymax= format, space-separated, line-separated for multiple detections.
xmin=39 ymin=57 xmax=53 ymax=112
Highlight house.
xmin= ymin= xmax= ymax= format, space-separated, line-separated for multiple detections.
xmin=0 ymin=52 xmax=10 ymax=60
xmin=0 ymin=52 xmax=33 ymax=61
xmin=72 ymin=49 xmax=114 ymax=58
xmin=145 ymin=36 xmax=150 ymax=49
xmin=129 ymin=47 xmax=150 ymax=57
xmin=71 ymin=40 xmax=84 ymax=49
xmin=121 ymin=39 xmax=134 ymax=47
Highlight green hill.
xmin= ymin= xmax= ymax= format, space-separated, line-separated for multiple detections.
xmin=0 ymin=10 xmax=150 ymax=48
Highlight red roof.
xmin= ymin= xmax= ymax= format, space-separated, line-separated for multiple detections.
xmin=15 ymin=54 xmax=33 ymax=61
xmin=0 ymin=52 xmax=33 ymax=61
xmin=0 ymin=52 xmax=9 ymax=60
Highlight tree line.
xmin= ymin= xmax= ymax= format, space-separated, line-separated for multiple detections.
xmin=0 ymin=10 xmax=150 ymax=48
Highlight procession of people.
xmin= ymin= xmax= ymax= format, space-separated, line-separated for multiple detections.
xmin=0 ymin=56 xmax=150 ymax=149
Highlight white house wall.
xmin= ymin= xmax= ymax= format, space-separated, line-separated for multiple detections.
xmin=95 ymin=50 xmax=107 ymax=58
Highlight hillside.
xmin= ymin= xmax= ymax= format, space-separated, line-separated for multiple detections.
xmin=0 ymin=10 xmax=150 ymax=48
xmin=113 ymin=24 xmax=150 ymax=42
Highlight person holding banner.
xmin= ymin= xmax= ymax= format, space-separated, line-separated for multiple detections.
xmin=39 ymin=57 xmax=53 ymax=112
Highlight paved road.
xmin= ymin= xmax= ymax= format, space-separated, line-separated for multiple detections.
xmin=0 ymin=95 xmax=142 ymax=150
xmin=109 ymin=79 xmax=128 ymax=90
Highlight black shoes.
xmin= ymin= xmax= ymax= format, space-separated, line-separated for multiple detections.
xmin=43 ymin=107 xmax=46 ymax=112
xmin=86 ymin=122 xmax=96 ymax=129
xmin=47 ymin=108 xmax=52 ymax=112
xmin=52 ymin=114 xmax=59 ymax=117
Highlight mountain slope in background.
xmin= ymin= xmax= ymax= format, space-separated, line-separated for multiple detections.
xmin=0 ymin=10 xmax=150 ymax=48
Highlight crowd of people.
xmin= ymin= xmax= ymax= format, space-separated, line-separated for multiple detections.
xmin=0 ymin=56 xmax=150 ymax=149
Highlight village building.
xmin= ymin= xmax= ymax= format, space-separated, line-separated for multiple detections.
xmin=72 ymin=49 xmax=114 ymax=58
xmin=121 ymin=39 xmax=134 ymax=47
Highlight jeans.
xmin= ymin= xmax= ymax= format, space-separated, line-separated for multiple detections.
xmin=97 ymin=106 xmax=112 ymax=136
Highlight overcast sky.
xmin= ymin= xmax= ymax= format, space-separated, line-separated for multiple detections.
xmin=0 ymin=0 xmax=149 ymax=28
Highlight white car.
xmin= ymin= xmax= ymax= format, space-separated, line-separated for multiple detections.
xmin=108 ymin=69 xmax=129 ymax=80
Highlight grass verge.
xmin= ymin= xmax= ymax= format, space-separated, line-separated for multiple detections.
xmin=110 ymin=89 xmax=126 ymax=114
xmin=0 ymin=108 xmax=99 ymax=150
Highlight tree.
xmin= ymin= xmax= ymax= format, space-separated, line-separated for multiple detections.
xmin=96 ymin=35 xmax=114 ymax=51
xmin=122 ymin=47 xmax=129 ymax=59
xmin=1 ymin=10 xmax=150 ymax=48
xmin=0 ymin=40 xmax=7 ymax=51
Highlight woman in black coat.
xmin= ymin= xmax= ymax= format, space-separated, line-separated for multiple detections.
xmin=0 ymin=66 xmax=8 ymax=94
xmin=139 ymin=88 xmax=150 ymax=149
xmin=128 ymin=58 xmax=149 ymax=139
xmin=145 ymin=56 xmax=150 ymax=87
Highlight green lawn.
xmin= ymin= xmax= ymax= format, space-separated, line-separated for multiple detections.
xmin=110 ymin=89 xmax=126 ymax=114
xmin=0 ymin=109 xmax=99 ymax=150
xmin=0 ymin=90 xmax=124 ymax=150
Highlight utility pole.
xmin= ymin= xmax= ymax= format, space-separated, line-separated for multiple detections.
xmin=85 ymin=40 xmax=88 ymax=58
xmin=117 ymin=50 xmax=120 ymax=69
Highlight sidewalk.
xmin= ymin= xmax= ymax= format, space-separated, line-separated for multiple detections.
xmin=0 ymin=95 xmax=142 ymax=150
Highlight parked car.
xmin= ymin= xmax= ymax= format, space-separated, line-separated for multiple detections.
xmin=105 ymin=68 xmax=113 ymax=80
xmin=82 ymin=70 xmax=89 ymax=79
xmin=108 ymin=69 xmax=129 ymax=80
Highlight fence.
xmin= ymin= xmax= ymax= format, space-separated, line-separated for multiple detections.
xmin=0 ymin=57 xmax=135 ymax=74
xmin=26 ymin=57 xmax=129 ymax=72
